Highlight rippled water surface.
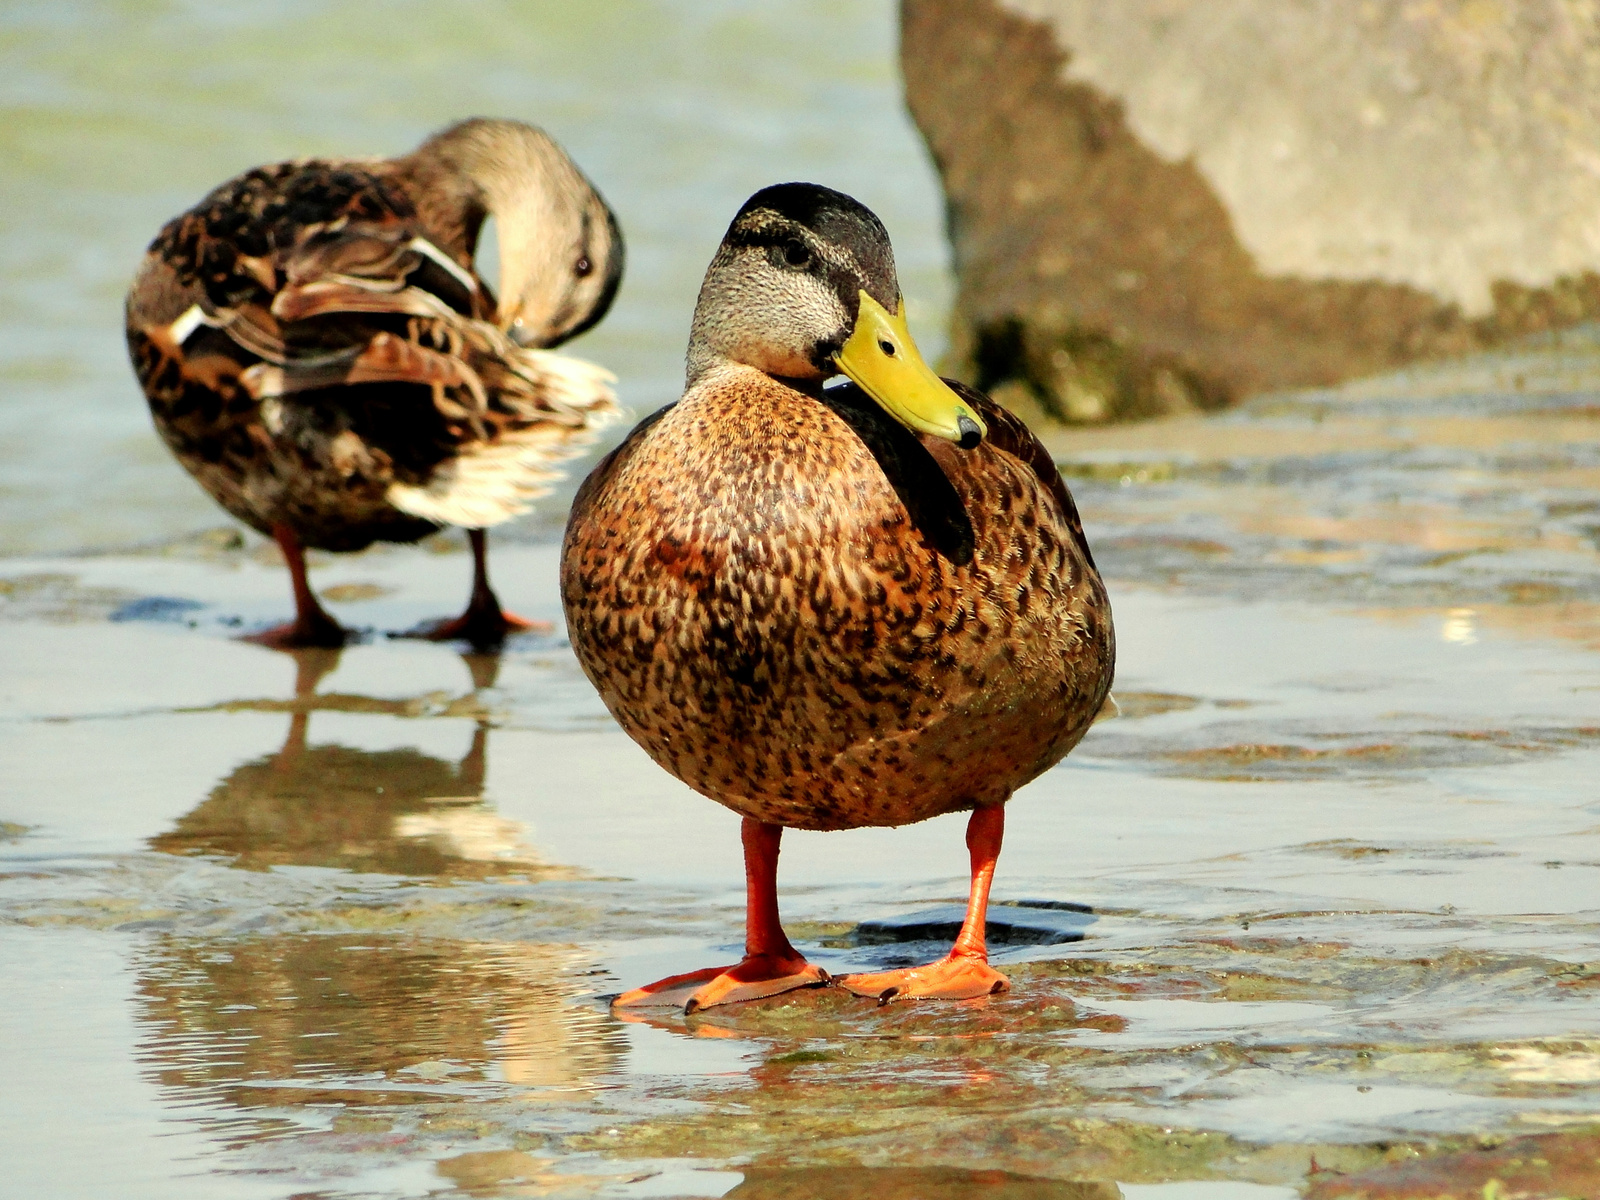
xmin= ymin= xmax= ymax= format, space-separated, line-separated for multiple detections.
xmin=4 ymin=4 xmax=1600 ymax=1199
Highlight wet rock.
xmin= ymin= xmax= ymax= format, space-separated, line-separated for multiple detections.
xmin=150 ymin=526 xmax=247 ymax=558
xmin=853 ymin=900 xmax=1094 ymax=946
xmin=728 ymin=1166 xmax=1121 ymax=1199
xmin=112 ymin=917 xmax=176 ymax=932
xmin=902 ymin=0 xmax=1600 ymax=423
xmin=0 ymin=571 xmax=136 ymax=622
xmin=1305 ymin=1125 xmax=1600 ymax=1199
xmin=108 ymin=596 xmax=205 ymax=623
xmin=1104 ymin=691 xmax=1202 ymax=720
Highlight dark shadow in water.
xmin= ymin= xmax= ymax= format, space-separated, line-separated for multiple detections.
xmin=151 ymin=648 xmax=565 ymax=879
xmin=728 ymin=1167 xmax=1122 ymax=1199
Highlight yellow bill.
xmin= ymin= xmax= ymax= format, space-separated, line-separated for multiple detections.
xmin=835 ymin=292 xmax=987 ymax=449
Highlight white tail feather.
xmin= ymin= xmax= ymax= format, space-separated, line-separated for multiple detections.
xmin=386 ymin=350 xmax=619 ymax=528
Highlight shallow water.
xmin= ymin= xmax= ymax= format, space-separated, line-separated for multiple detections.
xmin=5 ymin=3 xmax=1600 ymax=1198
xmin=6 ymin=338 xmax=1600 ymax=1195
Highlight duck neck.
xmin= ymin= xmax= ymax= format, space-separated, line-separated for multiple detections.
xmin=685 ymin=348 xmax=829 ymax=400
xmin=685 ymin=339 xmax=732 ymax=391
xmin=685 ymin=296 xmax=832 ymax=390
xmin=407 ymin=120 xmax=568 ymax=322
xmin=476 ymin=187 xmax=552 ymax=329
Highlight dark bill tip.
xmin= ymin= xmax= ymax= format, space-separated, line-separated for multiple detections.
xmin=956 ymin=415 xmax=984 ymax=450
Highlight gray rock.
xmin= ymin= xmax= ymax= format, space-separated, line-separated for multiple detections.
xmin=902 ymin=0 xmax=1600 ymax=422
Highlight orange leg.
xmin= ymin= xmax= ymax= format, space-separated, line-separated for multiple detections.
xmin=243 ymin=524 xmax=348 ymax=649
xmin=417 ymin=529 xmax=551 ymax=648
xmin=614 ymin=818 xmax=830 ymax=1014
xmin=838 ymin=805 xmax=1011 ymax=1003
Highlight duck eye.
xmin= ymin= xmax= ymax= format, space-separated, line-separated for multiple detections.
xmin=879 ymin=339 xmax=896 ymax=357
xmin=574 ymin=255 xmax=593 ymax=278
xmin=782 ymin=240 xmax=810 ymax=268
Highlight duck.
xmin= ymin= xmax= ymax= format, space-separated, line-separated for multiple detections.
xmin=126 ymin=117 xmax=623 ymax=649
xmin=560 ymin=183 xmax=1114 ymax=1011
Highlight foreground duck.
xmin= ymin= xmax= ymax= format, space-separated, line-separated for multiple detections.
xmin=127 ymin=118 xmax=622 ymax=648
xmin=561 ymin=183 xmax=1114 ymax=1009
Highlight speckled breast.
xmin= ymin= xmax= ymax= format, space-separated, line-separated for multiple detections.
xmin=560 ymin=372 xmax=1113 ymax=831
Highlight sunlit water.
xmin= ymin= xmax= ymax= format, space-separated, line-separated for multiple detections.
xmin=4 ymin=4 xmax=1600 ymax=1200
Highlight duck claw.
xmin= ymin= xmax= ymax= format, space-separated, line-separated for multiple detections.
xmin=836 ymin=955 xmax=1009 ymax=1002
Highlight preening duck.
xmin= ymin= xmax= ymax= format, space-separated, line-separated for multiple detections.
xmin=126 ymin=117 xmax=623 ymax=648
xmin=561 ymin=183 xmax=1114 ymax=1010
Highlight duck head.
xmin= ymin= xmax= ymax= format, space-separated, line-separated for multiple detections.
xmin=687 ymin=182 xmax=986 ymax=449
xmin=418 ymin=118 xmax=624 ymax=348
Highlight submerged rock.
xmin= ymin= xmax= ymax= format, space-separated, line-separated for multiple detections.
xmin=1305 ymin=1124 xmax=1600 ymax=1199
xmin=853 ymin=900 xmax=1094 ymax=947
xmin=902 ymin=0 xmax=1600 ymax=422
xmin=728 ymin=1167 xmax=1121 ymax=1199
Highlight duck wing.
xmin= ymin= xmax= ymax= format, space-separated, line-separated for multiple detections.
xmin=128 ymin=161 xmax=616 ymax=532
xmin=942 ymin=378 xmax=1097 ymax=571
xmin=815 ymin=377 xmax=1095 ymax=572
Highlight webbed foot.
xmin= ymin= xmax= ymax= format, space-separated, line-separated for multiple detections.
xmin=241 ymin=611 xmax=350 ymax=649
xmin=837 ymin=954 xmax=1009 ymax=1004
xmin=406 ymin=605 xmax=551 ymax=648
xmin=614 ymin=953 xmax=830 ymax=1014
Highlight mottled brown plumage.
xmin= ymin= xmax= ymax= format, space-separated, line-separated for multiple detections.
xmin=126 ymin=118 xmax=622 ymax=646
xmin=561 ymin=183 xmax=1113 ymax=1010
xmin=563 ymin=371 xmax=1111 ymax=830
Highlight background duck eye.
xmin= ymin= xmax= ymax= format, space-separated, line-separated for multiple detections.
xmin=782 ymin=239 xmax=810 ymax=268
xmin=574 ymin=255 xmax=593 ymax=277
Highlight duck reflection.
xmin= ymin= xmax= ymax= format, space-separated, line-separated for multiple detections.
xmin=726 ymin=1168 xmax=1122 ymax=1199
xmin=132 ymin=933 xmax=625 ymax=1109
xmin=133 ymin=650 xmax=624 ymax=1127
xmin=152 ymin=649 xmax=564 ymax=879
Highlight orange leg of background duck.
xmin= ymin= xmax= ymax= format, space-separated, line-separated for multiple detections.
xmin=613 ymin=817 xmax=830 ymax=1014
xmin=243 ymin=523 xmax=349 ymax=649
xmin=838 ymin=804 xmax=1011 ymax=1003
xmin=419 ymin=528 xmax=551 ymax=648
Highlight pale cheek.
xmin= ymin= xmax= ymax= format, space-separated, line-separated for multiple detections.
xmin=742 ymin=342 xmax=826 ymax=379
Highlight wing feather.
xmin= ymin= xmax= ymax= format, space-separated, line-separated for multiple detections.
xmin=130 ymin=159 xmax=616 ymax=531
